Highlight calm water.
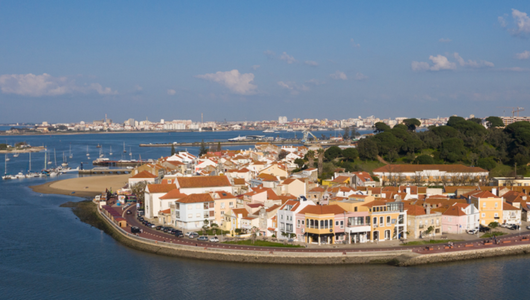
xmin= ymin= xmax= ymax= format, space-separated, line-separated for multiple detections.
xmin=1 ymin=131 xmax=530 ymax=299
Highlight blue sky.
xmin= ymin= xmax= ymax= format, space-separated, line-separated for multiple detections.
xmin=0 ymin=1 xmax=529 ymax=123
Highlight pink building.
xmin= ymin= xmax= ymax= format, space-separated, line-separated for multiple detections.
xmin=442 ymin=203 xmax=480 ymax=234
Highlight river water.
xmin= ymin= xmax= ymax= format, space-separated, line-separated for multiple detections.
xmin=1 ymin=131 xmax=530 ymax=299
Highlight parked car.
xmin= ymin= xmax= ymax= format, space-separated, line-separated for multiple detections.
xmin=186 ymin=231 xmax=198 ymax=237
xmin=150 ymin=224 xmax=156 ymax=228
xmin=175 ymin=231 xmax=184 ymax=238
xmin=162 ymin=227 xmax=171 ymax=233
xmin=138 ymin=217 xmax=144 ymax=222
xmin=155 ymin=226 xmax=163 ymax=230
xmin=126 ymin=210 xmax=132 ymax=215
xmin=467 ymin=229 xmax=478 ymax=235
xmin=479 ymin=225 xmax=491 ymax=233
xmin=189 ymin=233 xmax=199 ymax=239
xmin=197 ymin=236 xmax=209 ymax=242
xmin=527 ymin=225 xmax=530 ymax=230
xmin=209 ymin=237 xmax=219 ymax=242
xmin=131 ymin=226 xmax=141 ymax=233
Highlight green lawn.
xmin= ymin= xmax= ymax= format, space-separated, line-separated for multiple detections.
xmin=353 ymin=159 xmax=386 ymax=172
xmin=480 ymin=231 xmax=506 ymax=238
xmin=401 ymin=239 xmax=463 ymax=246
xmin=223 ymin=240 xmax=303 ymax=248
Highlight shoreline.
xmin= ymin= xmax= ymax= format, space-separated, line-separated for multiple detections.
xmin=30 ymin=174 xmax=130 ymax=198
xmin=33 ymin=176 xmax=530 ymax=266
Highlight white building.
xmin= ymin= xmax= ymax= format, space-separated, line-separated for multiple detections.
xmin=144 ymin=184 xmax=177 ymax=219
xmin=276 ymin=198 xmax=313 ymax=241
xmin=175 ymin=175 xmax=233 ymax=195
xmin=171 ymin=193 xmax=215 ymax=229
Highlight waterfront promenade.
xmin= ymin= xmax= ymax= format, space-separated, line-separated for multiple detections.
xmin=102 ymin=204 xmax=530 ymax=266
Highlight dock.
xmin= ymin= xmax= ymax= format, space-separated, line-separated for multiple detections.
xmin=92 ymin=160 xmax=146 ymax=167
xmin=139 ymin=140 xmax=351 ymax=147
xmin=79 ymin=168 xmax=132 ymax=175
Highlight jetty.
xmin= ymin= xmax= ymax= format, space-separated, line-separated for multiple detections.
xmin=79 ymin=168 xmax=132 ymax=175
xmin=140 ymin=140 xmax=350 ymax=147
xmin=92 ymin=160 xmax=146 ymax=167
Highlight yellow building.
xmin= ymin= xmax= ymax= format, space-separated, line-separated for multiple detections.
xmin=322 ymin=175 xmax=351 ymax=187
xmin=210 ymin=191 xmax=237 ymax=228
xmin=468 ymin=191 xmax=503 ymax=225
xmin=363 ymin=200 xmax=407 ymax=241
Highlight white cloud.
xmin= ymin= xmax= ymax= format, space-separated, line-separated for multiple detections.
xmin=306 ymin=79 xmax=325 ymax=85
xmin=0 ymin=73 xmax=116 ymax=96
xmin=277 ymin=81 xmax=309 ymax=95
xmin=134 ymin=84 xmax=143 ymax=91
xmin=500 ymin=9 xmax=530 ymax=37
xmin=411 ymin=61 xmax=431 ymax=71
xmin=330 ymin=71 xmax=348 ymax=80
xmin=195 ymin=69 xmax=257 ymax=95
xmin=304 ymin=60 xmax=318 ymax=67
xmin=167 ymin=89 xmax=176 ymax=95
xmin=439 ymin=38 xmax=451 ymax=43
xmin=251 ymin=65 xmax=260 ymax=70
xmin=264 ymin=50 xmax=276 ymax=58
xmin=354 ymin=73 xmax=368 ymax=80
xmin=498 ymin=16 xmax=507 ymax=28
xmin=279 ymin=52 xmax=296 ymax=64
xmin=350 ymin=38 xmax=360 ymax=48
xmin=515 ymin=50 xmax=530 ymax=60
xmin=411 ymin=55 xmax=456 ymax=71
xmin=512 ymin=9 xmax=530 ymax=36
xmin=453 ymin=53 xmax=494 ymax=68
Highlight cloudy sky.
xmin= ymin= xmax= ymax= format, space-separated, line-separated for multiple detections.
xmin=1 ymin=1 xmax=529 ymax=123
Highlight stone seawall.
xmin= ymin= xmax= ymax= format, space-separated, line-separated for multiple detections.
xmin=96 ymin=205 xmax=530 ymax=266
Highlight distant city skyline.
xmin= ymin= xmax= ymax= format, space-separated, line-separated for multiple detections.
xmin=1 ymin=1 xmax=529 ymax=123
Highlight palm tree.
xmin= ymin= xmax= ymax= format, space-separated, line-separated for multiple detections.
xmin=250 ymin=226 xmax=259 ymax=244
xmin=211 ymin=223 xmax=219 ymax=236
xmin=306 ymin=150 xmax=315 ymax=168
xmin=317 ymin=149 xmax=325 ymax=176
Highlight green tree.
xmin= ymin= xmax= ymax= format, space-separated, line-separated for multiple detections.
xmin=414 ymin=154 xmax=434 ymax=164
xmin=305 ymin=150 xmax=315 ymax=168
xmin=440 ymin=138 xmax=466 ymax=162
xmin=468 ymin=118 xmax=483 ymax=124
xmin=486 ymin=116 xmax=504 ymax=128
xmin=351 ymin=126 xmax=360 ymax=137
xmin=374 ymin=122 xmax=391 ymax=133
xmin=477 ymin=157 xmax=496 ymax=170
xmin=393 ymin=124 xmax=408 ymax=131
xmin=447 ymin=116 xmax=466 ymax=127
xmin=131 ymin=181 xmax=147 ymax=209
xmin=199 ymin=139 xmax=208 ymax=156
xmin=171 ymin=144 xmax=176 ymax=155
xmin=403 ymin=118 xmax=421 ymax=132
xmin=373 ymin=132 xmax=402 ymax=156
xmin=324 ymin=146 xmax=342 ymax=161
xmin=278 ymin=150 xmax=288 ymax=160
xmin=342 ymin=148 xmax=358 ymax=161
xmin=294 ymin=158 xmax=305 ymax=169
xmin=343 ymin=127 xmax=350 ymax=140
xmin=357 ymin=138 xmax=378 ymax=161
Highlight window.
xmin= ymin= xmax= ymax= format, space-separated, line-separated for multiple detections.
xmin=302 ymin=220 xmax=304 ymax=225
xmin=482 ymin=213 xmax=485 ymax=217
xmin=336 ymin=221 xmax=339 ymax=226
xmin=175 ymin=212 xmax=180 ymax=218
xmin=280 ymin=214 xmax=283 ymax=220
xmin=340 ymin=221 xmax=344 ymax=229
xmin=221 ymin=211 xmax=225 ymax=215
xmin=380 ymin=217 xmax=384 ymax=225
xmin=483 ymin=203 xmax=486 ymax=208
xmin=366 ymin=217 xmax=370 ymax=225
xmin=297 ymin=220 xmax=301 ymax=228
xmin=196 ymin=213 xmax=200 ymax=218
xmin=229 ymin=202 xmax=234 ymax=208
xmin=196 ymin=204 xmax=201 ymax=209
xmin=221 ymin=203 xmax=225 ymax=209
xmin=494 ymin=202 xmax=498 ymax=207
xmin=494 ymin=213 xmax=498 ymax=217
xmin=373 ymin=217 xmax=377 ymax=225
xmin=175 ymin=203 xmax=180 ymax=210
xmin=387 ymin=216 xmax=391 ymax=225
xmin=354 ymin=207 xmax=358 ymax=212
xmin=188 ymin=214 xmax=192 ymax=218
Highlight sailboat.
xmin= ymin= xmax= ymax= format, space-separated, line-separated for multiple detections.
xmin=129 ymin=147 xmax=133 ymax=160
xmin=2 ymin=155 xmax=12 ymax=180
xmin=62 ymin=152 xmax=68 ymax=167
xmin=123 ymin=142 xmax=127 ymax=153
xmin=109 ymin=146 xmax=113 ymax=156
xmin=96 ymin=144 xmax=101 ymax=148
xmin=69 ymin=145 xmax=73 ymax=159
xmin=99 ymin=147 xmax=104 ymax=158
xmin=26 ymin=151 xmax=38 ymax=178
xmin=5 ymin=154 xmax=10 ymax=162
xmin=13 ymin=150 xmax=19 ymax=158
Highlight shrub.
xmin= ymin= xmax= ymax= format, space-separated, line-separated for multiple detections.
xmin=414 ymin=154 xmax=434 ymax=164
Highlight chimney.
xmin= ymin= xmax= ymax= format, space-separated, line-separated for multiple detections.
xmin=406 ymin=187 xmax=411 ymax=194
xmin=426 ymin=206 xmax=431 ymax=215
xmin=492 ymin=188 xmax=497 ymax=196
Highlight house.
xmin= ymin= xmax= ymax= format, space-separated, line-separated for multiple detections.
xmin=504 ymin=190 xmax=530 ymax=221
xmin=259 ymin=163 xmax=289 ymax=178
xmin=363 ymin=200 xmax=407 ymax=242
xmin=210 ymin=191 xmax=237 ymax=227
xmin=330 ymin=197 xmax=375 ymax=244
xmin=170 ymin=193 xmax=215 ymax=229
xmin=467 ymin=191 xmax=504 ymax=225
xmin=503 ymin=202 xmax=521 ymax=225
xmin=128 ymin=170 xmax=157 ymax=187
xmin=279 ymin=178 xmax=307 ymax=197
xmin=373 ymin=164 xmax=488 ymax=186
xmin=175 ymin=175 xmax=233 ymax=194
xmin=404 ymin=204 xmax=442 ymax=239
xmin=226 ymin=207 xmax=250 ymax=233
xmin=158 ymin=189 xmax=187 ymax=219
xmin=296 ymin=205 xmax=349 ymax=245
xmin=276 ymin=198 xmax=314 ymax=241
xmin=144 ymin=183 xmax=177 ymax=219
xmin=352 ymin=171 xmax=377 ymax=187
xmin=257 ymin=205 xmax=281 ymax=236
xmin=441 ymin=203 xmax=480 ymax=234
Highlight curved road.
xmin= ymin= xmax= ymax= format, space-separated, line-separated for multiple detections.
xmin=122 ymin=206 xmax=530 ymax=255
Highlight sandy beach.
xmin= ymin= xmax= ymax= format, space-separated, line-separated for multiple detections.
xmin=30 ymin=174 xmax=131 ymax=198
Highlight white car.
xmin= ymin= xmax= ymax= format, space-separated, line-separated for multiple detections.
xmin=467 ymin=229 xmax=478 ymax=235
xmin=209 ymin=237 xmax=219 ymax=243
xmin=185 ymin=231 xmax=198 ymax=237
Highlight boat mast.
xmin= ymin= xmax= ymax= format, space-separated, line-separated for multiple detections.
xmin=54 ymin=149 xmax=57 ymax=168
xmin=29 ymin=151 xmax=31 ymax=172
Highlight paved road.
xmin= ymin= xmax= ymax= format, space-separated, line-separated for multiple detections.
xmin=121 ymin=206 xmax=530 ymax=255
